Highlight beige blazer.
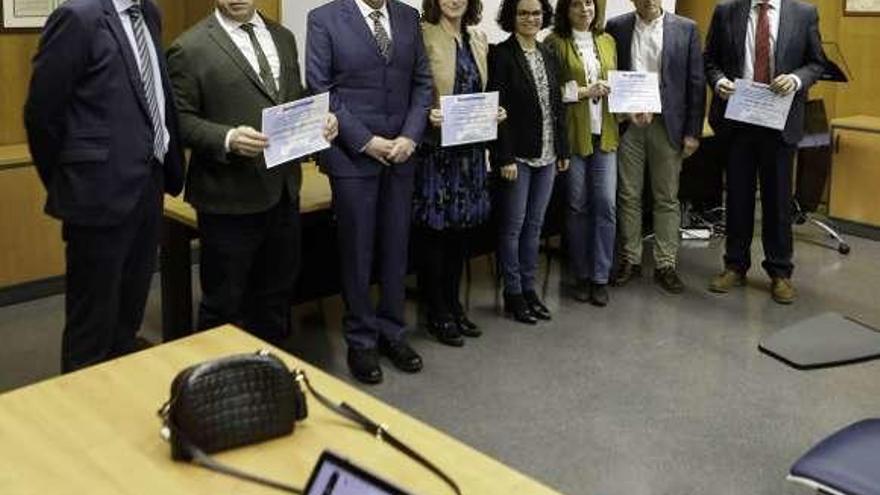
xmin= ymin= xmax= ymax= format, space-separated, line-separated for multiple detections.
xmin=421 ymin=22 xmax=488 ymax=104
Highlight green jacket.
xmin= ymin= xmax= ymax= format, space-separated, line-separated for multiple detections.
xmin=545 ymin=31 xmax=619 ymax=157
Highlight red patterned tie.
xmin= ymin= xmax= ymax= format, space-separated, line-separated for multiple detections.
xmin=754 ymin=1 xmax=771 ymax=84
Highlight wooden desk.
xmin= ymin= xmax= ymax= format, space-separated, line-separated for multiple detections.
xmin=829 ymin=115 xmax=880 ymax=228
xmin=0 ymin=326 xmax=561 ymax=495
xmin=161 ymin=164 xmax=336 ymax=340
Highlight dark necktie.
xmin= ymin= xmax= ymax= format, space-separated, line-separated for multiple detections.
xmin=128 ymin=3 xmax=166 ymax=161
xmin=754 ymin=1 xmax=771 ymax=84
xmin=241 ymin=23 xmax=279 ymax=100
xmin=369 ymin=10 xmax=391 ymax=61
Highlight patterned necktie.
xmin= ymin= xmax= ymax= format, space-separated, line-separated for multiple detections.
xmin=754 ymin=1 xmax=771 ymax=84
xmin=369 ymin=10 xmax=391 ymax=61
xmin=240 ymin=23 xmax=279 ymax=100
xmin=128 ymin=3 xmax=166 ymax=161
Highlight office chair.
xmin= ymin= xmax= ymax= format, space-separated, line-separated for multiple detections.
xmin=788 ymin=418 xmax=880 ymax=495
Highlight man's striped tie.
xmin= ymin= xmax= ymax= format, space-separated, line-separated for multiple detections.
xmin=128 ymin=3 xmax=166 ymax=162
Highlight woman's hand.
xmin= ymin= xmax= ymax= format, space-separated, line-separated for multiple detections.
xmin=579 ymin=80 xmax=610 ymax=100
xmin=500 ymin=163 xmax=518 ymax=181
xmin=429 ymin=108 xmax=443 ymax=128
xmin=497 ymin=106 xmax=508 ymax=123
xmin=557 ymin=158 xmax=570 ymax=173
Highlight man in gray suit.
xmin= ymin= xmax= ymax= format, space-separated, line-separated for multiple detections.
xmin=606 ymin=0 xmax=705 ymax=293
xmin=705 ymin=0 xmax=826 ymax=304
xmin=167 ymin=0 xmax=337 ymax=343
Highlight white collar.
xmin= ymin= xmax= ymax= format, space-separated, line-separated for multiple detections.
xmin=113 ymin=0 xmax=137 ymax=15
xmin=572 ymin=29 xmax=593 ymax=41
xmin=751 ymin=0 xmax=780 ymax=9
xmin=214 ymin=8 xmax=264 ymax=32
xmin=635 ymin=10 xmax=665 ymax=30
xmin=355 ymin=0 xmax=390 ymax=21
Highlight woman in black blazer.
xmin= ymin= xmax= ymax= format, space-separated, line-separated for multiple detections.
xmin=488 ymin=0 xmax=569 ymax=324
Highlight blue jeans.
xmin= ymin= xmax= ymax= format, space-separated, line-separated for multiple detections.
xmin=498 ymin=161 xmax=556 ymax=295
xmin=566 ymin=150 xmax=617 ymax=284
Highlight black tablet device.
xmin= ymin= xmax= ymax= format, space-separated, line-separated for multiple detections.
xmin=303 ymin=450 xmax=415 ymax=495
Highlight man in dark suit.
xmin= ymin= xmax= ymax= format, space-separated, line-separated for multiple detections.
xmin=606 ymin=0 xmax=705 ymax=294
xmin=166 ymin=0 xmax=337 ymax=344
xmin=705 ymin=0 xmax=826 ymax=304
xmin=24 ymin=0 xmax=184 ymax=372
xmin=306 ymin=0 xmax=433 ymax=384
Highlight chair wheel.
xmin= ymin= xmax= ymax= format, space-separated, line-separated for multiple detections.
xmin=838 ymin=243 xmax=851 ymax=255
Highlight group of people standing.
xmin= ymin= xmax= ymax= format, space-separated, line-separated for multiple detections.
xmin=25 ymin=0 xmax=825 ymax=384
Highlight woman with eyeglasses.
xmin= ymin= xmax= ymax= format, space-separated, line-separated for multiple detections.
xmin=487 ymin=0 xmax=569 ymax=325
xmin=545 ymin=0 xmax=619 ymax=307
xmin=414 ymin=0 xmax=506 ymax=346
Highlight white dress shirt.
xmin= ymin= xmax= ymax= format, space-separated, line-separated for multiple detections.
xmin=113 ymin=0 xmax=169 ymax=161
xmin=355 ymin=0 xmax=392 ymax=42
xmin=573 ymin=29 xmax=603 ymax=135
xmin=215 ymin=9 xmax=282 ymax=152
xmin=632 ymin=10 xmax=664 ymax=76
xmin=743 ymin=0 xmax=779 ymax=81
xmin=215 ymin=9 xmax=281 ymax=88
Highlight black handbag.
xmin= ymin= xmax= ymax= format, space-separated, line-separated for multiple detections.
xmin=158 ymin=350 xmax=461 ymax=495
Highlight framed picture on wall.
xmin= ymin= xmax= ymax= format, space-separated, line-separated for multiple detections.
xmin=845 ymin=0 xmax=880 ymax=16
xmin=1 ymin=0 xmax=64 ymax=30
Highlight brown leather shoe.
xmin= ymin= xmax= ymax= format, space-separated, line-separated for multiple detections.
xmin=709 ymin=269 xmax=746 ymax=293
xmin=771 ymin=277 xmax=797 ymax=304
xmin=612 ymin=262 xmax=641 ymax=287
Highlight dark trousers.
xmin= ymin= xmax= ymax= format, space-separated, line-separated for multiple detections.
xmin=724 ymin=126 xmax=796 ymax=278
xmin=196 ymin=189 xmax=300 ymax=345
xmin=331 ymin=170 xmax=414 ymax=349
xmin=417 ymin=227 xmax=469 ymax=323
xmin=61 ymin=170 xmax=162 ymax=373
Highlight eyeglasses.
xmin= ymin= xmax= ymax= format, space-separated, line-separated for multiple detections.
xmin=569 ymin=1 xmax=593 ymax=9
xmin=516 ymin=10 xmax=543 ymax=18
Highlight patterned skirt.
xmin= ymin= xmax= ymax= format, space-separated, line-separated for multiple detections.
xmin=412 ymin=143 xmax=491 ymax=231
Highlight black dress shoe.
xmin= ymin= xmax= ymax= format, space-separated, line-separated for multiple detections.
xmin=612 ymin=262 xmax=641 ymax=287
xmin=523 ymin=290 xmax=551 ymax=321
xmin=503 ymin=293 xmax=537 ymax=325
xmin=589 ymin=283 xmax=609 ymax=307
xmin=453 ymin=314 xmax=482 ymax=338
xmin=572 ymin=278 xmax=591 ymax=303
xmin=654 ymin=266 xmax=685 ymax=294
xmin=427 ymin=320 xmax=465 ymax=347
xmin=378 ymin=338 xmax=423 ymax=373
xmin=347 ymin=347 xmax=383 ymax=384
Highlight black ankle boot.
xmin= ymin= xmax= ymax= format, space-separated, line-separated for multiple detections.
xmin=523 ymin=290 xmax=551 ymax=320
xmin=503 ymin=293 xmax=537 ymax=325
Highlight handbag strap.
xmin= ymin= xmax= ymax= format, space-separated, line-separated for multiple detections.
xmin=296 ymin=371 xmax=463 ymax=495
xmin=159 ymin=369 xmax=462 ymax=495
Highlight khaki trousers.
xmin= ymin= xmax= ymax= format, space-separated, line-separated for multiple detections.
xmin=617 ymin=118 xmax=682 ymax=269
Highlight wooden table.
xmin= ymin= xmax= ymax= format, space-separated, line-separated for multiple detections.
xmin=829 ymin=115 xmax=880 ymax=228
xmin=161 ymin=164 xmax=337 ymax=341
xmin=0 ymin=326 xmax=562 ymax=495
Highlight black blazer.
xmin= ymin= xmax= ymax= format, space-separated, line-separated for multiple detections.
xmin=704 ymin=0 xmax=826 ymax=145
xmin=487 ymin=35 xmax=568 ymax=168
xmin=167 ymin=13 xmax=305 ymax=215
xmin=24 ymin=0 xmax=184 ymax=226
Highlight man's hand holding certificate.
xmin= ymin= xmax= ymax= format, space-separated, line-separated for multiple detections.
xmin=440 ymin=91 xmax=499 ymax=147
xmin=261 ymin=92 xmax=332 ymax=168
xmin=723 ymin=79 xmax=795 ymax=131
xmin=608 ymin=70 xmax=662 ymax=114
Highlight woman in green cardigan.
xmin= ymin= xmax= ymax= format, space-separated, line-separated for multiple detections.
xmin=545 ymin=0 xmax=619 ymax=307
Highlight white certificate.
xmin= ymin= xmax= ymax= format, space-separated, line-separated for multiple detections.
xmin=724 ymin=79 xmax=795 ymax=131
xmin=440 ymin=91 xmax=499 ymax=147
xmin=607 ymin=70 xmax=662 ymax=114
xmin=261 ymin=92 xmax=330 ymax=168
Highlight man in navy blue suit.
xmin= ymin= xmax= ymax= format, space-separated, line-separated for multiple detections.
xmin=306 ymin=0 xmax=433 ymax=384
xmin=24 ymin=0 xmax=184 ymax=372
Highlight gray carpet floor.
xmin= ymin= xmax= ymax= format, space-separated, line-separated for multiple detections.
xmin=2 ymin=226 xmax=879 ymax=495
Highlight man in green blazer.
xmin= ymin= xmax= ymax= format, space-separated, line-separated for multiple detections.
xmin=167 ymin=0 xmax=337 ymax=344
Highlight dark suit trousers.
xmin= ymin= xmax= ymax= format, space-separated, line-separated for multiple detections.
xmin=196 ymin=189 xmax=300 ymax=345
xmin=61 ymin=168 xmax=162 ymax=373
xmin=331 ymin=170 xmax=415 ymax=349
xmin=724 ymin=126 xmax=796 ymax=278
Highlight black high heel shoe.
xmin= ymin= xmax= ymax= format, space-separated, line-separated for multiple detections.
xmin=523 ymin=290 xmax=551 ymax=320
xmin=503 ymin=293 xmax=537 ymax=325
